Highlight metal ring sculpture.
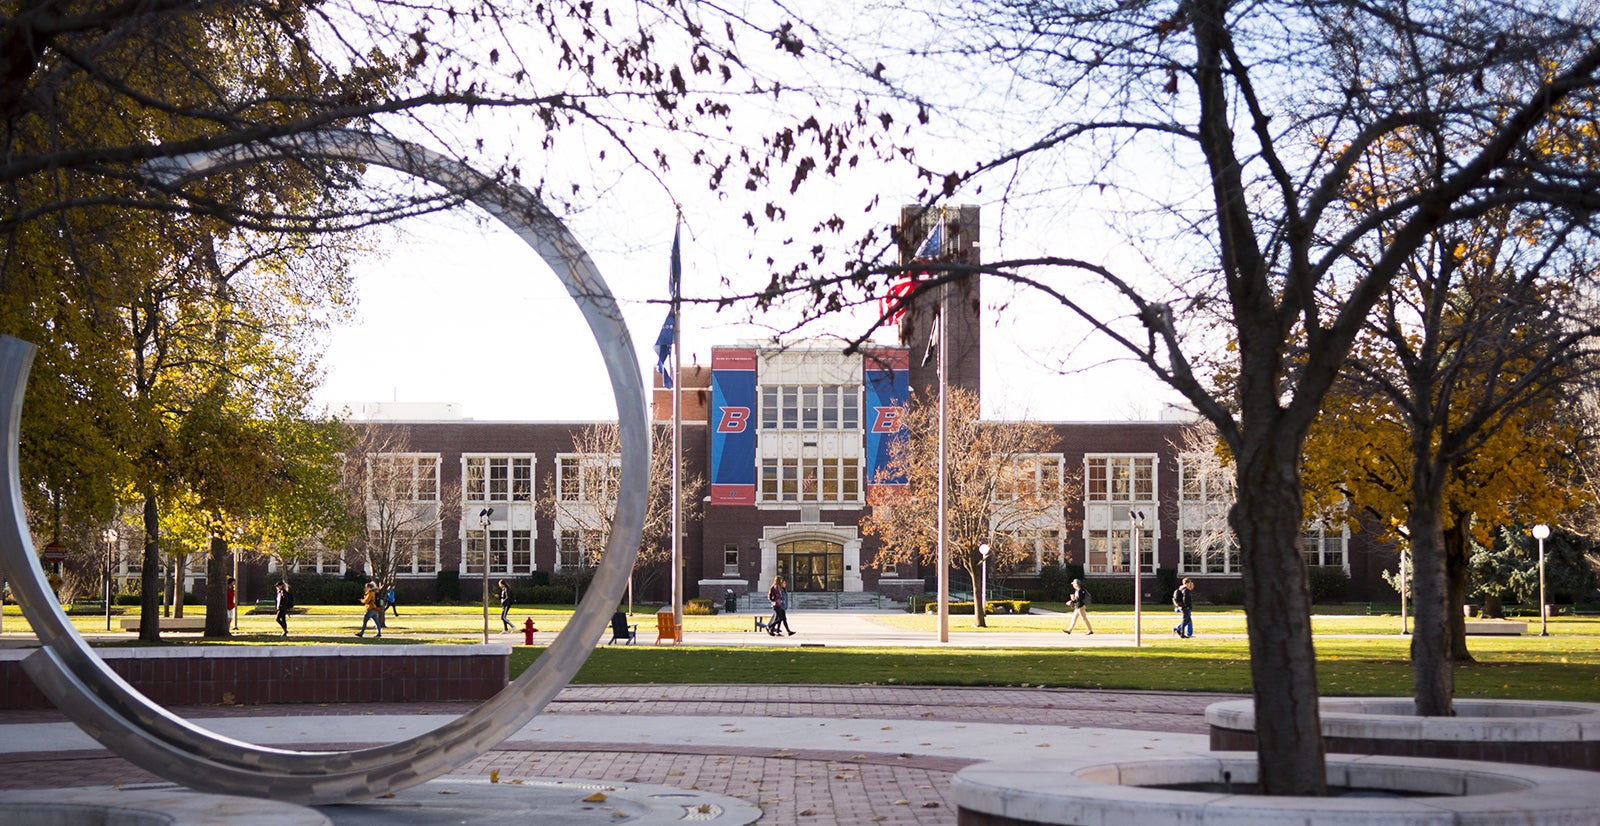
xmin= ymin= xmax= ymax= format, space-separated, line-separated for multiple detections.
xmin=0 ymin=130 xmax=649 ymax=804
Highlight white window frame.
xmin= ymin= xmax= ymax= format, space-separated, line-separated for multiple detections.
xmin=464 ymin=455 xmax=535 ymax=503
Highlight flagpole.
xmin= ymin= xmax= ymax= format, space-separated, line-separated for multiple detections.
xmin=670 ymin=218 xmax=684 ymax=636
xmin=930 ymin=208 xmax=949 ymax=645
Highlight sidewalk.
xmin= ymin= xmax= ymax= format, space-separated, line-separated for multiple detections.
xmin=0 ymin=682 xmax=1234 ymax=825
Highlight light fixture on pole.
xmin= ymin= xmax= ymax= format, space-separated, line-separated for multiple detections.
xmin=103 ymin=529 xmax=116 ymax=632
xmin=978 ymin=543 xmax=990 ymax=619
xmin=479 ymin=507 xmax=494 ymax=644
xmin=1532 ymin=523 xmax=1550 ymax=637
xmin=1130 ymin=510 xmax=1146 ymax=648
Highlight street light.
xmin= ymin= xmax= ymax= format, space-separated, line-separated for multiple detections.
xmin=1532 ymin=523 xmax=1550 ymax=637
xmin=103 ymin=529 xmax=117 ymax=632
xmin=977 ymin=543 xmax=990 ymax=618
xmin=479 ymin=507 xmax=493 ymax=644
xmin=1130 ymin=510 xmax=1146 ymax=648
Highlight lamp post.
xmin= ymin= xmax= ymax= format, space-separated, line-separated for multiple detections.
xmin=103 ymin=529 xmax=116 ymax=631
xmin=1532 ymin=524 xmax=1550 ymax=637
xmin=978 ymin=543 xmax=990 ymax=620
xmin=1399 ymin=548 xmax=1408 ymax=635
xmin=1130 ymin=510 xmax=1146 ymax=648
xmin=479 ymin=507 xmax=493 ymax=644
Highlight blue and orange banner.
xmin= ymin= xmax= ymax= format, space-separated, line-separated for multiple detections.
xmin=709 ymin=348 xmax=757 ymax=505
xmin=862 ymin=347 xmax=909 ymax=489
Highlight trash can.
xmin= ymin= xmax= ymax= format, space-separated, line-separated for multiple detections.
xmin=724 ymin=589 xmax=738 ymax=614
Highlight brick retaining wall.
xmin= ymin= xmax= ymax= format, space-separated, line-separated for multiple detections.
xmin=0 ymin=645 xmax=510 ymax=710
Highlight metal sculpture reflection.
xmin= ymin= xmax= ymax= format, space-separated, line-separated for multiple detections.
xmin=0 ymin=130 xmax=649 ymax=804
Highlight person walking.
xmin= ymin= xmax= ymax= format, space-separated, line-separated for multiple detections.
xmin=498 ymin=579 xmax=514 ymax=632
xmin=274 ymin=581 xmax=292 ymax=637
xmin=386 ymin=584 xmax=399 ymax=617
xmin=1063 ymin=578 xmax=1094 ymax=635
xmin=766 ymin=575 xmax=795 ymax=636
xmin=225 ymin=576 xmax=236 ymax=628
xmin=357 ymin=582 xmax=383 ymax=637
xmin=1173 ymin=577 xmax=1195 ymax=639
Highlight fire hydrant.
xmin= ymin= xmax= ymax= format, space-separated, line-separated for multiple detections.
xmin=522 ymin=617 xmax=538 ymax=645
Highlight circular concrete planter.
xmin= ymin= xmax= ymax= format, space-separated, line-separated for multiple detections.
xmin=1207 ymin=697 xmax=1600 ymax=770
xmin=951 ymin=752 xmax=1599 ymax=826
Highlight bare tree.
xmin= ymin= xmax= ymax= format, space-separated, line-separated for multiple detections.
xmin=757 ymin=0 xmax=1600 ymax=795
xmin=539 ymin=422 xmax=703 ymax=601
xmin=862 ymin=386 xmax=1076 ymax=627
xmin=336 ymin=425 xmax=462 ymax=596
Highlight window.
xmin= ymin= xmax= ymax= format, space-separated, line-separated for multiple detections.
xmin=1085 ymin=529 xmax=1154 ymax=574
xmin=1301 ymin=523 xmax=1347 ymax=569
xmin=557 ymin=454 xmax=620 ymax=502
xmin=759 ymin=456 xmax=861 ymax=503
xmin=369 ymin=454 xmax=439 ymax=502
xmin=559 ymin=528 xmax=604 ymax=568
xmin=1180 ymin=529 xmax=1240 ymax=575
xmin=723 ymin=544 xmax=739 ymax=575
xmin=997 ymin=528 xmax=1063 ymax=572
xmin=997 ymin=455 xmax=1063 ymax=501
xmin=465 ymin=456 xmax=534 ymax=502
xmin=1085 ymin=455 xmax=1154 ymax=502
xmin=1179 ymin=453 xmax=1233 ymax=502
xmin=464 ymin=529 xmax=533 ymax=575
xmin=761 ymin=384 xmax=860 ymax=431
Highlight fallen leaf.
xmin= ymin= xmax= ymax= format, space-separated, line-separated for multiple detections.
xmin=584 ymin=792 xmax=608 ymax=803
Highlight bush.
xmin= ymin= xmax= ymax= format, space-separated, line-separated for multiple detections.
xmin=1307 ymin=566 xmax=1351 ymax=603
xmin=685 ymin=597 xmax=718 ymax=615
xmin=436 ymin=569 xmax=461 ymax=602
xmin=522 ymin=584 xmax=573 ymax=605
xmin=285 ymin=573 xmax=364 ymax=606
xmin=925 ymin=599 xmax=1032 ymax=615
xmin=1083 ymin=579 xmax=1132 ymax=605
xmin=908 ymin=594 xmax=935 ymax=614
xmin=1155 ymin=568 xmax=1179 ymax=603
xmin=1211 ymin=582 xmax=1247 ymax=605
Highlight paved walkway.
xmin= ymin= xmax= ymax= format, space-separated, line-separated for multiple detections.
xmin=0 ymin=682 xmax=1234 ymax=824
xmin=0 ymin=611 xmax=1259 ymax=823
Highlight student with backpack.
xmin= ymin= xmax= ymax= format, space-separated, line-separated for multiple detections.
xmin=275 ymin=581 xmax=293 ymax=637
xmin=1173 ymin=577 xmax=1195 ymax=639
xmin=1063 ymin=578 xmax=1093 ymax=635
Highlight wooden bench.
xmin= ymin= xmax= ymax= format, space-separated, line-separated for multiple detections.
xmin=1463 ymin=619 xmax=1526 ymax=636
xmin=654 ymin=609 xmax=681 ymax=645
xmin=119 ymin=617 xmax=207 ymax=632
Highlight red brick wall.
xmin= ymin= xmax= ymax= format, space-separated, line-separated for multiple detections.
xmin=0 ymin=645 xmax=509 ymax=710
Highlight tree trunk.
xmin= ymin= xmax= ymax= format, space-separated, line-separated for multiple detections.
xmin=1230 ymin=442 xmax=1325 ymax=796
xmin=205 ymin=535 xmax=230 ymax=637
xmin=1407 ymin=454 xmax=1454 ymax=717
xmin=1442 ymin=519 xmax=1475 ymax=664
xmin=138 ymin=492 xmax=161 ymax=642
xmin=1482 ymin=593 xmax=1503 ymax=619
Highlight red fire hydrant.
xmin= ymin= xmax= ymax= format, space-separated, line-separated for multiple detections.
xmin=522 ymin=617 xmax=538 ymax=645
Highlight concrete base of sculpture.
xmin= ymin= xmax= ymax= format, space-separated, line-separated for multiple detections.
xmin=1 ymin=777 xmax=762 ymax=825
xmin=1207 ymin=697 xmax=1600 ymax=770
xmin=950 ymin=752 xmax=1599 ymax=826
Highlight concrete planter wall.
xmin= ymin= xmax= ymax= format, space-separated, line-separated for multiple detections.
xmin=951 ymin=753 xmax=1599 ymax=826
xmin=1207 ymin=697 xmax=1600 ymax=770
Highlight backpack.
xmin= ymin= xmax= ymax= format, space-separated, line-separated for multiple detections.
xmin=1078 ymin=588 xmax=1092 ymax=607
xmin=281 ymin=590 xmax=294 ymax=611
xmin=1172 ymin=587 xmax=1184 ymax=608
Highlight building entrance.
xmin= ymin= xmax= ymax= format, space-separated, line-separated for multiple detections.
xmin=776 ymin=539 xmax=844 ymax=592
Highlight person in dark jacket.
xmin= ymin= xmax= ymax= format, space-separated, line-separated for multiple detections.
xmin=498 ymin=579 xmax=514 ymax=632
xmin=1173 ymin=577 xmax=1195 ymax=639
xmin=1063 ymin=578 xmax=1094 ymax=635
xmin=766 ymin=576 xmax=794 ymax=636
xmin=274 ymin=581 xmax=292 ymax=637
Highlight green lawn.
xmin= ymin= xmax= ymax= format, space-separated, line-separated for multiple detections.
xmin=7 ymin=603 xmax=1596 ymax=701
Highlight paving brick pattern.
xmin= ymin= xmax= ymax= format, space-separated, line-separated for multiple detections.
xmin=0 ymin=684 xmax=1233 ymax=825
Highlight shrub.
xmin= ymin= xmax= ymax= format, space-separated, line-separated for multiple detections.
xmin=1211 ymin=582 xmax=1247 ymax=605
xmin=1307 ymin=566 xmax=1351 ymax=603
xmin=1155 ymin=568 xmax=1179 ymax=603
xmin=1084 ymin=579 xmax=1132 ymax=605
xmin=523 ymin=584 xmax=574 ymax=605
xmin=285 ymin=573 xmax=364 ymax=606
xmin=436 ymin=570 xmax=461 ymax=602
xmin=685 ymin=597 xmax=718 ymax=615
xmin=925 ymin=599 xmax=1032 ymax=615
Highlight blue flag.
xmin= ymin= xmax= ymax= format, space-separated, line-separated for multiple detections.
xmin=654 ymin=310 xmax=675 ymax=388
xmin=668 ymin=221 xmax=682 ymax=300
xmin=915 ymin=219 xmax=942 ymax=260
